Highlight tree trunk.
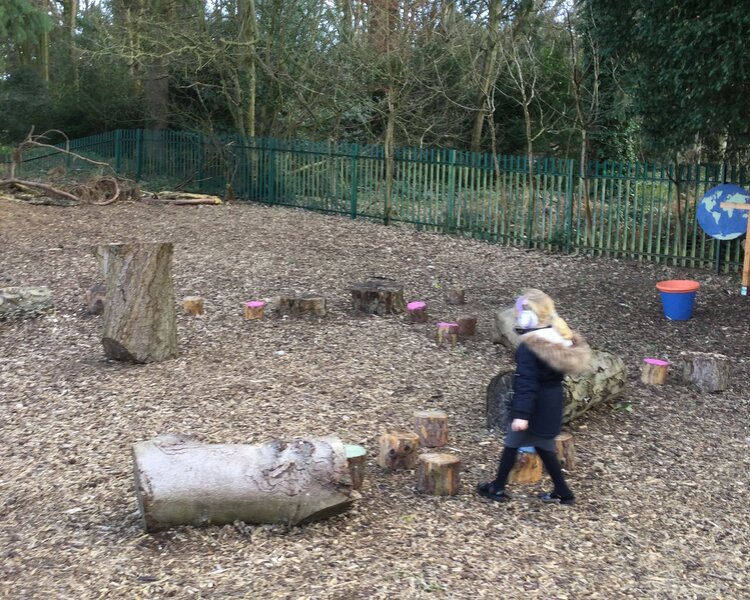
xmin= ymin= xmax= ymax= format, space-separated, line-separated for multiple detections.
xmin=350 ymin=277 xmax=405 ymax=315
xmin=95 ymin=242 xmax=178 ymax=363
xmin=132 ymin=435 xmax=355 ymax=531
xmin=0 ymin=287 xmax=53 ymax=320
xmin=416 ymin=453 xmax=461 ymax=496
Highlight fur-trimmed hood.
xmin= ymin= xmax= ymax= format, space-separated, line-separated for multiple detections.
xmin=518 ymin=330 xmax=592 ymax=375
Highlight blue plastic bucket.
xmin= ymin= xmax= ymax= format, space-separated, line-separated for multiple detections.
xmin=656 ymin=280 xmax=700 ymax=320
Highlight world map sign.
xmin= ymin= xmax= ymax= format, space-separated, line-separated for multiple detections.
xmin=696 ymin=184 xmax=750 ymax=240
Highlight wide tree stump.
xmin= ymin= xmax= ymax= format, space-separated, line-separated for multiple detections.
xmin=416 ymin=453 xmax=461 ymax=496
xmin=0 ymin=286 xmax=54 ymax=320
xmin=509 ymin=448 xmax=542 ymax=484
xmin=679 ymin=351 xmax=729 ymax=392
xmin=457 ymin=314 xmax=477 ymax=337
xmin=554 ymin=432 xmax=576 ymax=471
xmin=641 ymin=358 xmax=669 ymax=385
xmin=273 ymin=295 xmax=326 ymax=317
xmin=243 ymin=300 xmax=266 ymax=320
xmin=350 ymin=277 xmax=405 ymax=315
xmin=85 ymin=284 xmax=106 ymax=315
xmin=95 ymin=242 xmax=178 ymax=363
xmin=406 ymin=301 xmax=428 ymax=323
xmin=446 ymin=288 xmax=465 ymax=305
xmin=377 ymin=430 xmax=420 ymax=470
xmin=183 ymin=296 xmax=204 ymax=316
xmin=132 ymin=435 xmax=356 ymax=531
xmin=486 ymin=349 xmax=627 ymax=431
xmin=412 ymin=410 xmax=449 ymax=447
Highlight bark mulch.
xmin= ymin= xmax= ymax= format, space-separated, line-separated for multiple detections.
xmin=1 ymin=198 xmax=749 ymax=599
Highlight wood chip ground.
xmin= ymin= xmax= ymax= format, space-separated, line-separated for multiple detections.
xmin=1 ymin=199 xmax=749 ymax=599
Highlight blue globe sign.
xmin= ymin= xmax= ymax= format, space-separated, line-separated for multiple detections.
xmin=696 ymin=184 xmax=750 ymax=240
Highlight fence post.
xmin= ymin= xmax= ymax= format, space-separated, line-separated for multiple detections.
xmin=564 ymin=159 xmax=575 ymax=253
xmin=350 ymin=144 xmax=359 ymax=219
xmin=135 ymin=129 xmax=144 ymax=181
xmin=446 ymin=149 xmax=457 ymax=233
xmin=114 ymin=129 xmax=122 ymax=173
xmin=268 ymin=138 xmax=277 ymax=204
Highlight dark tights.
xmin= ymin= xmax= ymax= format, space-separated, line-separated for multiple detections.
xmin=493 ymin=446 xmax=573 ymax=499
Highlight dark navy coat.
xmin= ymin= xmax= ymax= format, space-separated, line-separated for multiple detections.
xmin=510 ymin=342 xmax=565 ymax=439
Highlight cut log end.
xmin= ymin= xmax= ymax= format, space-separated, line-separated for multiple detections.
xmin=457 ymin=315 xmax=477 ymax=337
xmin=183 ymin=296 xmax=204 ymax=316
xmin=446 ymin=288 xmax=465 ymax=305
xmin=554 ymin=432 xmax=576 ymax=471
xmin=680 ymin=351 xmax=729 ymax=392
xmin=641 ymin=358 xmax=669 ymax=385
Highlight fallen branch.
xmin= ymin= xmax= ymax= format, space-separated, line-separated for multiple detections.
xmin=0 ymin=178 xmax=80 ymax=203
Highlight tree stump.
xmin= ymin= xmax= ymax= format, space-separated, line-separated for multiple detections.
xmin=416 ymin=453 xmax=461 ymax=496
xmin=85 ymin=284 xmax=106 ymax=315
xmin=243 ymin=300 xmax=266 ymax=320
xmin=508 ymin=448 xmax=542 ymax=484
xmin=350 ymin=277 xmax=405 ymax=315
xmin=446 ymin=287 xmax=465 ymax=305
xmin=406 ymin=301 xmax=428 ymax=323
xmin=377 ymin=430 xmax=420 ymax=470
xmin=457 ymin=314 xmax=477 ymax=337
xmin=95 ymin=242 xmax=178 ymax=363
xmin=132 ymin=435 xmax=355 ymax=531
xmin=0 ymin=286 xmax=54 ymax=320
xmin=641 ymin=358 xmax=669 ymax=385
xmin=183 ymin=296 xmax=204 ymax=316
xmin=412 ymin=410 xmax=449 ymax=447
xmin=554 ymin=432 xmax=576 ymax=471
xmin=346 ymin=445 xmax=367 ymax=491
xmin=680 ymin=351 xmax=729 ymax=392
xmin=436 ymin=321 xmax=459 ymax=346
xmin=274 ymin=295 xmax=326 ymax=317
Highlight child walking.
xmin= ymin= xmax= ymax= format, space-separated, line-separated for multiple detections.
xmin=478 ymin=289 xmax=591 ymax=505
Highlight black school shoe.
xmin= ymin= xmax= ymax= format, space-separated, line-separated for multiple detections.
xmin=476 ymin=482 xmax=512 ymax=503
xmin=537 ymin=491 xmax=575 ymax=505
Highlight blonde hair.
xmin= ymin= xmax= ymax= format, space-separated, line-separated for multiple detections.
xmin=519 ymin=288 xmax=573 ymax=340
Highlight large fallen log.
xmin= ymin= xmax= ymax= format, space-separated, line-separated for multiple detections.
xmin=486 ymin=305 xmax=627 ymax=430
xmin=0 ymin=286 xmax=54 ymax=320
xmin=95 ymin=242 xmax=178 ymax=363
xmin=132 ymin=435 xmax=359 ymax=531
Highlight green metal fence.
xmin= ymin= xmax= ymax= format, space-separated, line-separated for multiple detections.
xmin=3 ymin=129 xmax=747 ymax=273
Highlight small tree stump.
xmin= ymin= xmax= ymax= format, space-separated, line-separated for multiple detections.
xmin=243 ymin=300 xmax=266 ymax=320
xmin=641 ymin=358 xmax=669 ymax=385
xmin=377 ymin=430 xmax=420 ymax=470
xmin=446 ymin=288 xmax=465 ymax=305
xmin=274 ymin=295 xmax=326 ymax=317
xmin=350 ymin=277 xmax=405 ymax=315
xmin=457 ymin=314 xmax=477 ymax=337
xmin=436 ymin=321 xmax=459 ymax=345
xmin=417 ymin=453 xmax=461 ymax=496
xmin=554 ymin=432 xmax=576 ymax=471
xmin=85 ymin=284 xmax=106 ymax=315
xmin=508 ymin=448 xmax=542 ymax=484
xmin=412 ymin=410 xmax=449 ymax=447
xmin=346 ymin=445 xmax=367 ymax=490
xmin=183 ymin=296 xmax=204 ymax=316
xmin=680 ymin=351 xmax=729 ymax=392
xmin=406 ymin=301 xmax=428 ymax=323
